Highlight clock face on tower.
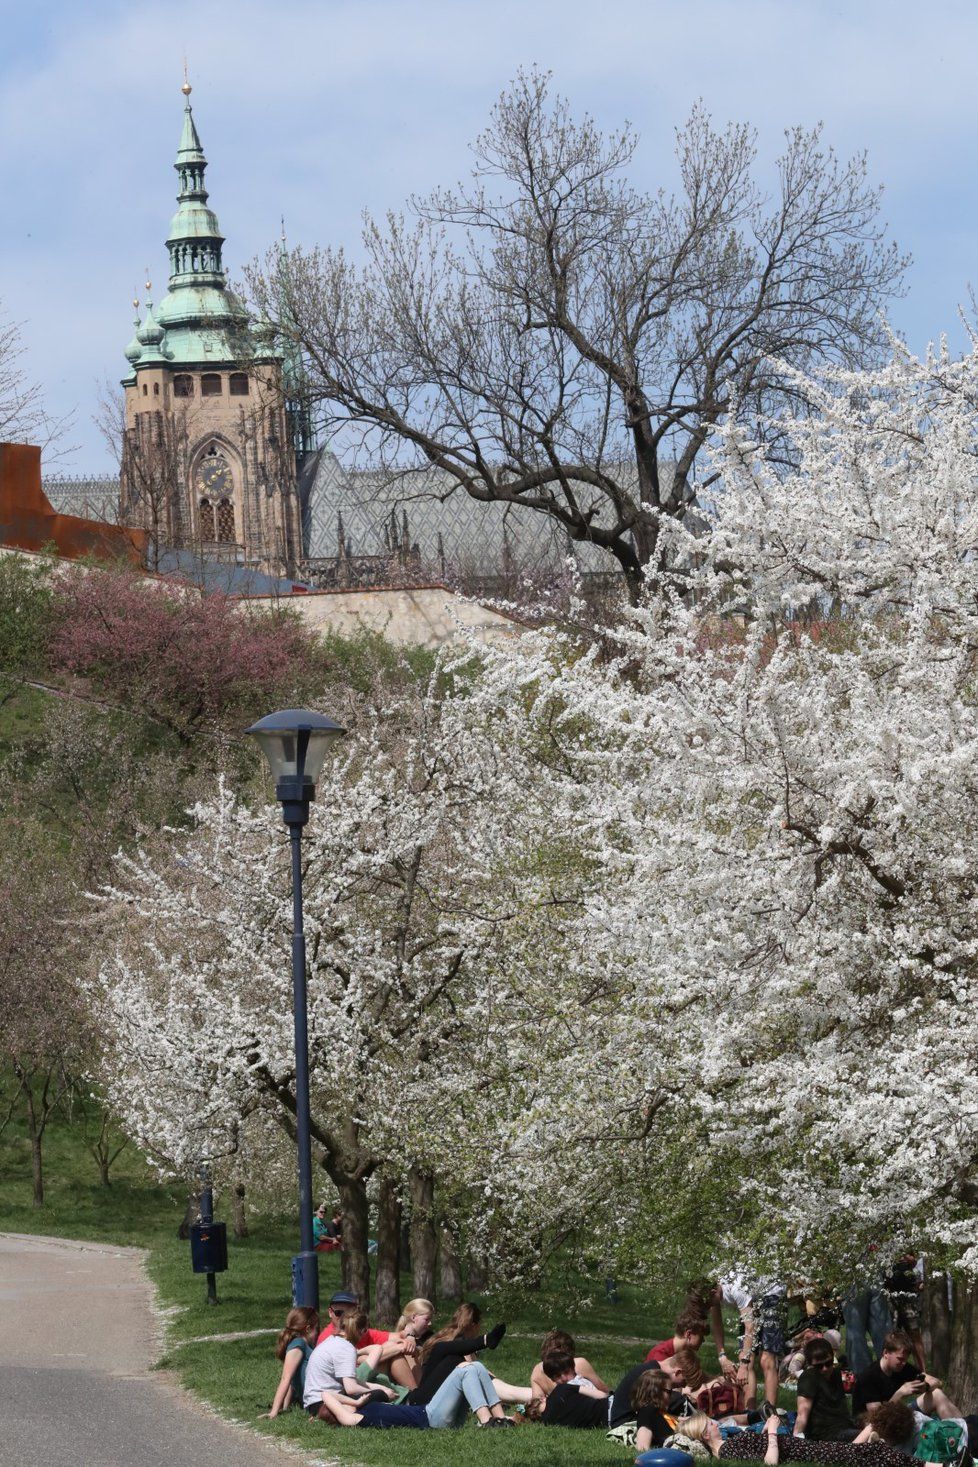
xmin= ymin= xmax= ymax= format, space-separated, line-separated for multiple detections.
xmin=199 ymin=446 xmax=233 ymax=498
xmin=196 ymin=445 xmax=237 ymax=543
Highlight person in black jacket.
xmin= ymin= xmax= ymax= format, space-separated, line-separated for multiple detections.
xmin=406 ymin=1302 xmax=533 ymax=1421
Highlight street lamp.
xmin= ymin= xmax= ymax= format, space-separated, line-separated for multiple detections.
xmin=246 ymin=708 xmax=345 ymax=1309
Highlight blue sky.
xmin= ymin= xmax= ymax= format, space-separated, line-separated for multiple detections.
xmin=2 ymin=0 xmax=977 ymax=470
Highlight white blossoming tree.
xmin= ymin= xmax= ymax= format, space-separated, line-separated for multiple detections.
xmin=93 ymin=337 xmax=978 ymax=1338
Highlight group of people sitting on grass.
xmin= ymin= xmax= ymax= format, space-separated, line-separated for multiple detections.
xmin=265 ymin=1274 xmax=975 ymax=1466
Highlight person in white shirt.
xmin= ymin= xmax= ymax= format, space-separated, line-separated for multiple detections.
xmin=303 ymin=1310 xmax=390 ymax=1414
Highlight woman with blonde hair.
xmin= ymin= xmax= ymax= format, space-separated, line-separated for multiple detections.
xmin=265 ymin=1307 xmax=319 ymax=1418
xmin=409 ymin=1303 xmax=533 ymax=1418
xmin=666 ymin=1412 xmax=922 ymax=1466
xmin=395 ymin=1298 xmax=434 ymax=1341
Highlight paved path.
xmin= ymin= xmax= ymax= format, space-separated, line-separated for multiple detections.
xmin=0 ymin=1232 xmax=320 ymax=1467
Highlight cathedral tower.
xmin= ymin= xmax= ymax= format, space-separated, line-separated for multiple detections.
xmin=121 ymin=83 xmax=302 ymax=574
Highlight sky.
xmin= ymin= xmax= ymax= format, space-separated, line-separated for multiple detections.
xmin=2 ymin=0 xmax=977 ymax=472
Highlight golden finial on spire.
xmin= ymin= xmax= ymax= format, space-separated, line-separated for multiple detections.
xmin=132 ymin=287 xmax=140 ymax=311
xmin=181 ymin=58 xmax=192 ymax=96
xmin=144 ymin=267 xmax=152 ymax=296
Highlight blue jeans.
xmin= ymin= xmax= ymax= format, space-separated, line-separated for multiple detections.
xmin=424 ymin=1362 xmax=500 ymax=1428
xmin=843 ymin=1287 xmax=892 ymax=1374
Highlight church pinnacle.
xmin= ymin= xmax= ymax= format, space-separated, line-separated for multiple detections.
xmin=124 ymin=81 xmax=252 ymax=370
xmin=167 ymin=81 xmax=225 ymax=286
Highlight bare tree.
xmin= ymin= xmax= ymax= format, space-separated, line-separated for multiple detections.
xmin=0 ymin=301 xmax=74 ymax=460
xmin=0 ymin=838 xmax=86 ymax=1206
xmin=248 ymin=71 xmax=907 ymax=602
xmin=95 ymin=381 xmax=190 ymax=572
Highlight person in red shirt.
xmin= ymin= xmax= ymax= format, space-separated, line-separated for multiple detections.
xmin=316 ymin=1290 xmax=419 ymax=1388
xmin=646 ymin=1310 xmax=707 ymax=1364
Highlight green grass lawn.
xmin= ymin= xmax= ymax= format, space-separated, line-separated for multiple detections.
xmin=0 ymin=1078 xmax=739 ymax=1466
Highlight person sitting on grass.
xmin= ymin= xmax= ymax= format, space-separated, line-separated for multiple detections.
xmin=795 ymin=1337 xmax=855 ymax=1442
xmin=314 ymin=1358 xmax=519 ymax=1429
xmin=634 ymin=1368 xmax=683 ymax=1451
xmin=530 ymin=1328 xmax=609 ymax=1399
xmin=395 ymin=1298 xmax=434 ymax=1349
xmin=783 ymin=1326 xmax=846 ymax=1385
xmin=646 ymin=1310 xmax=709 ymax=1363
xmin=316 ymin=1289 xmax=420 ymax=1389
xmin=265 ymin=1306 xmax=319 ymax=1418
xmin=406 ymin=1302 xmax=531 ymax=1415
xmin=370 ymin=1297 xmax=434 ymax=1392
xmin=313 ymin=1204 xmax=342 ymax=1251
xmin=304 ymin=1309 xmax=394 ymax=1415
xmin=854 ymin=1381 xmax=969 ymax=1459
xmin=668 ymin=1409 xmax=919 ymax=1466
xmin=537 ymin=1350 xmax=610 ymax=1428
xmin=852 ymin=1333 xmax=931 ymax=1421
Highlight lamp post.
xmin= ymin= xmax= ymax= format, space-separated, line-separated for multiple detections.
xmin=246 ymin=708 xmax=345 ymax=1310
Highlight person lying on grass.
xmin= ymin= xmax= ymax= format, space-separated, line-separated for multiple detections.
xmin=668 ymin=1410 xmax=936 ymax=1466
xmin=266 ymin=1306 xmax=319 ymax=1418
xmin=311 ymin=1360 xmax=519 ymax=1429
xmin=533 ymin=1350 xmax=610 ymax=1428
xmin=853 ymin=1389 xmax=969 ymax=1460
xmin=610 ymin=1348 xmax=698 ymax=1430
xmin=530 ymin=1329 xmax=609 ymax=1399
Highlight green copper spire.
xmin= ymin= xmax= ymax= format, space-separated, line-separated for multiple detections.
xmin=123 ymin=82 xmax=278 ymax=374
xmin=151 ymin=82 xmax=254 ymax=365
xmin=166 ymin=82 xmax=225 ymax=286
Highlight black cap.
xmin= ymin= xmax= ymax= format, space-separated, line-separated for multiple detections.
xmin=329 ymin=1290 xmax=359 ymax=1305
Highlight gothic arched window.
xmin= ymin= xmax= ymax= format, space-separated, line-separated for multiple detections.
xmin=196 ymin=445 xmax=236 ymax=544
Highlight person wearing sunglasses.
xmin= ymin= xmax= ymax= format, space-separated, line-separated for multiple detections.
xmin=316 ymin=1290 xmax=421 ymax=1390
xmin=795 ymin=1339 xmax=855 ymax=1442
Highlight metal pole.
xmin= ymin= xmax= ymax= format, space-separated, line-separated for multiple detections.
xmin=199 ymin=1163 xmax=219 ymax=1306
xmin=289 ymin=819 xmax=319 ymax=1310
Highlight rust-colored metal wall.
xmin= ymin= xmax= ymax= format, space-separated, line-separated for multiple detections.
xmin=0 ymin=443 xmax=148 ymax=564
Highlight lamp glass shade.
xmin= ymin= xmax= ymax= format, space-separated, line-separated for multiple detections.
xmin=246 ymin=709 xmax=345 ymax=786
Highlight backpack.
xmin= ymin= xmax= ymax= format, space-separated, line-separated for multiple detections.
xmin=914 ymin=1418 xmax=966 ymax=1465
xmin=607 ymin=1423 xmax=637 ymax=1447
xmin=695 ymin=1380 xmax=746 ymax=1419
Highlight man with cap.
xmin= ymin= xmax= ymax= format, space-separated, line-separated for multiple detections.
xmin=317 ymin=1290 xmax=420 ymax=1390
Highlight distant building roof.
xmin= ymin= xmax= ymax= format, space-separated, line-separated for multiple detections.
xmin=299 ymin=449 xmax=627 ymax=578
xmin=43 ymin=475 xmax=120 ymax=524
xmin=156 ymin=547 xmax=309 ymax=596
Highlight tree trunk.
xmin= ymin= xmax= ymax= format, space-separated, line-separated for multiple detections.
xmin=177 ymin=1193 xmax=196 ymax=1240
xmin=438 ymin=1226 xmax=463 ymax=1303
xmin=946 ymin=1275 xmax=978 ymax=1412
xmin=408 ymin=1168 xmax=436 ymax=1301
xmin=23 ymin=1088 xmax=43 ymax=1207
xmin=374 ymin=1177 xmax=402 ymax=1326
xmin=338 ymin=1174 xmax=371 ymax=1307
xmin=466 ymin=1254 xmax=487 ymax=1293
xmin=98 ymin=1155 xmax=111 ymax=1188
xmin=30 ymin=1130 xmax=43 ymax=1207
xmin=232 ymin=1181 xmax=249 ymax=1239
xmin=923 ymin=1270 xmax=952 ymax=1377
